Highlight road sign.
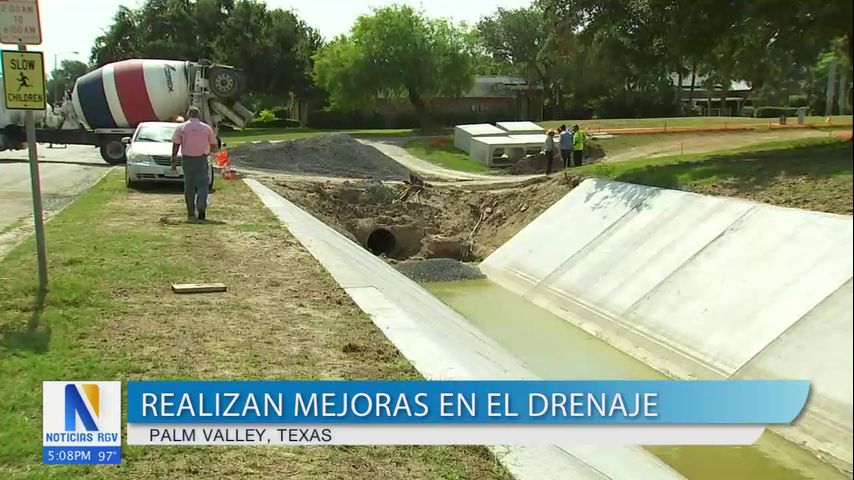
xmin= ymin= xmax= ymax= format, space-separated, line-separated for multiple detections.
xmin=2 ymin=49 xmax=45 ymax=109
xmin=0 ymin=0 xmax=41 ymax=45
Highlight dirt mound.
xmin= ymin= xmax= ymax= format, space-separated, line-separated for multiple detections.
xmin=507 ymin=142 xmax=605 ymax=174
xmin=507 ymin=152 xmax=556 ymax=174
xmin=394 ymin=258 xmax=485 ymax=282
xmin=229 ymin=134 xmax=412 ymax=180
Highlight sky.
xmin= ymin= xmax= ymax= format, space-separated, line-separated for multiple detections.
xmin=7 ymin=0 xmax=531 ymax=74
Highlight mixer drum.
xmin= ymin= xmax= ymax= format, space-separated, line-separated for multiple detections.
xmin=72 ymin=59 xmax=191 ymax=129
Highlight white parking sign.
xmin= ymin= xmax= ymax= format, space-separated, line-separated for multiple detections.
xmin=0 ymin=0 xmax=42 ymax=45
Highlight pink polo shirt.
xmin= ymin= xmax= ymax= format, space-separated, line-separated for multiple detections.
xmin=172 ymin=118 xmax=217 ymax=157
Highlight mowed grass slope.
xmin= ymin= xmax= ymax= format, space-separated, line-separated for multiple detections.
xmin=403 ymin=138 xmax=491 ymax=173
xmin=0 ymin=173 xmax=510 ymax=479
xmin=541 ymin=115 xmax=854 ymax=131
xmin=579 ymin=137 xmax=853 ymax=215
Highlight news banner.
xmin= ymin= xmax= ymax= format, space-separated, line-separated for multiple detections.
xmin=44 ymin=380 xmax=809 ymax=464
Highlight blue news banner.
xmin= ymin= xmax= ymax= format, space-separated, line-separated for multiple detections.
xmin=124 ymin=380 xmax=809 ymax=447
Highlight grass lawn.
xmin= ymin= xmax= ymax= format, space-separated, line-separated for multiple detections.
xmin=0 ymin=172 xmax=510 ymax=479
xmin=541 ymin=115 xmax=853 ymax=131
xmin=222 ymin=116 xmax=853 ymax=145
xmin=578 ymin=137 xmax=853 ymax=215
xmin=403 ymin=137 xmax=491 ymax=173
xmin=594 ymin=133 xmax=677 ymax=156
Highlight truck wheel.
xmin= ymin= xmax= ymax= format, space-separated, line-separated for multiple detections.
xmin=100 ymin=141 xmax=126 ymax=164
xmin=208 ymin=67 xmax=242 ymax=99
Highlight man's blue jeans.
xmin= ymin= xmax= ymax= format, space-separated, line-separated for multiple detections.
xmin=183 ymin=155 xmax=209 ymax=216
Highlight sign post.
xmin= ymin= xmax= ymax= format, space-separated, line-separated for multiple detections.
xmin=1 ymin=0 xmax=47 ymax=291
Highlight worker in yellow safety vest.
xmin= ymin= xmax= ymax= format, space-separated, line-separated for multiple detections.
xmin=571 ymin=125 xmax=585 ymax=167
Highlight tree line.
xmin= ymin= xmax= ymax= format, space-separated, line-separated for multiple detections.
xmin=52 ymin=0 xmax=852 ymax=125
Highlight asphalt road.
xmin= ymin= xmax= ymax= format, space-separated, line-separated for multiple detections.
xmin=0 ymin=144 xmax=112 ymax=232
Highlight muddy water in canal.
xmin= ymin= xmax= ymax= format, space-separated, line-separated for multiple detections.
xmin=426 ymin=279 xmax=846 ymax=480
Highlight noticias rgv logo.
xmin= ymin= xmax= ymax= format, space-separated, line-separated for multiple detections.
xmin=65 ymin=384 xmax=100 ymax=432
xmin=43 ymin=382 xmax=121 ymax=445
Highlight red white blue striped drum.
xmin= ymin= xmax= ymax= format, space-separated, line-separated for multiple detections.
xmin=72 ymin=60 xmax=191 ymax=129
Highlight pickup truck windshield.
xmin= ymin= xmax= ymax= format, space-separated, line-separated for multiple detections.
xmin=134 ymin=125 xmax=179 ymax=143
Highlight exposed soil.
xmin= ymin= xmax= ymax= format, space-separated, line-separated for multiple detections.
xmin=228 ymin=134 xmax=412 ymax=180
xmin=507 ymin=142 xmax=606 ymax=175
xmin=394 ymin=258 xmax=485 ymax=282
xmin=265 ymin=174 xmax=581 ymax=261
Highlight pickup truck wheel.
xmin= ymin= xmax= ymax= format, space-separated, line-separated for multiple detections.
xmin=100 ymin=140 xmax=126 ymax=164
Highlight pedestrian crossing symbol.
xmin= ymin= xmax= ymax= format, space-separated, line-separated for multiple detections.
xmin=2 ymin=50 xmax=46 ymax=110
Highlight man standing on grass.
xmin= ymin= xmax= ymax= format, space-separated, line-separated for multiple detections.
xmin=558 ymin=124 xmax=573 ymax=168
xmin=172 ymin=107 xmax=218 ymax=222
xmin=571 ymin=124 xmax=585 ymax=167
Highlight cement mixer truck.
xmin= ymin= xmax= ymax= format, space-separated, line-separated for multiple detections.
xmin=0 ymin=59 xmax=253 ymax=164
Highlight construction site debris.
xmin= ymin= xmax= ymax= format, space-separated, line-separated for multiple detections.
xmin=507 ymin=142 xmax=606 ymax=174
xmin=267 ymin=175 xmax=577 ymax=260
xmin=228 ymin=134 xmax=412 ymax=180
xmin=394 ymin=258 xmax=486 ymax=282
xmin=171 ymin=283 xmax=228 ymax=294
xmin=419 ymin=234 xmax=473 ymax=261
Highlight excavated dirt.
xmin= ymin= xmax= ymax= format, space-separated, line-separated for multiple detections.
xmin=265 ymin=174 xmax=582 ymax=261
xmin=229 ymin=134 xmax=412 ymax=180
xmin=508 ymin=142 xmax=606 ymax=175
xmin=394 ymin=258 xmax=486 ymax=282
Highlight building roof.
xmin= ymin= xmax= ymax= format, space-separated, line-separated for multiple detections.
xmin=669 ymin=73 xmax=751 ymax=91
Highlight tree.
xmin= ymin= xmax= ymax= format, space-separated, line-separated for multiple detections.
xmin=539 ymin=0 xmax=851 ymax=117
xmin=477 ymin=6 xmax=557 ymax=115
xmin=46 ymin=60 xmax=90 ymax=105
xmin=90 ymin=0 xmax=321 ymax=109
xmin=90 ymin=6 xmax=140 ymax=65
xmin=313 ymin=6 xmax=476 ymax=127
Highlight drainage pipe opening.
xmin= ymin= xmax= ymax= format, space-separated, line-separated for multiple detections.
xmin=367 ymin=228 xmax=397 ymax=256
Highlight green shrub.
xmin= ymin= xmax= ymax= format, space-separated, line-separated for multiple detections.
xmin=256 ymin=109 xmax=276 ymax=121
xmin=742 ymin=106 xmax=756 ymax=117
xmin=754 ymin=106 xmax=803 ymax=118
xmin=271 ymin=106 xmax=290 ymax=119
xmin=248 ymin=117 xmax=301 ymax=128
xmin=787 ymin=95 xmax=809 ymax=108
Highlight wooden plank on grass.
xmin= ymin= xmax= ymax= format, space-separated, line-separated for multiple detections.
xmin=171 ymin=283 xmax=227 ymax=294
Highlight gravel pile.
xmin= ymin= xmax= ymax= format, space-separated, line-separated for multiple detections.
xmin=394 ymin=258 xmax=486 ymax=283
xmin=229 ymin=134 xmax=411 ymax=180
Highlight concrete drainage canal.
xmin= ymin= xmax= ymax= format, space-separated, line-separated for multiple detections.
xmin=426 ymin=279 xmax=847 ymax=480
xmin=264 ymin=178 xmax=847 ymax=480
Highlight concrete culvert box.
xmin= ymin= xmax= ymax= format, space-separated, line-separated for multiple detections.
xmin=453 ymin=124 xmax=506 ymax=153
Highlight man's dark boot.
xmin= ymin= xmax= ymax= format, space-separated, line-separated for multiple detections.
xmin=197 ymin=209 xmax=206 ymax=221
